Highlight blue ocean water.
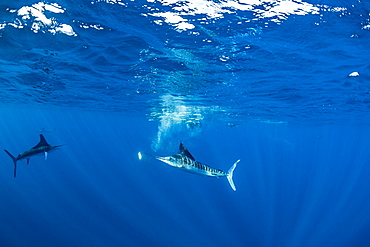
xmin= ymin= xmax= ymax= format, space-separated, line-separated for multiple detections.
xmin=1 ymin=0 xmax=370 ymax=246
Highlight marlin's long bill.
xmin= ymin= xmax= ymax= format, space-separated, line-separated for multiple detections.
xmin=138 ymin=152 xmax=159 ymax=160
xmin=227 ymin=159 xmax=240 ymax=191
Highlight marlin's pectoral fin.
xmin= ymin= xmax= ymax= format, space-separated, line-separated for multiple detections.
xmin=45 ymin=152 xmax=48 ymax=160
xmin=27 ymin=158 xmax=30 ymax=165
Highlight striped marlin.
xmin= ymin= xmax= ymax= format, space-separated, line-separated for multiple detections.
xmin=138 ymin=142 xmax=240 ymax=191
xmin=4 ymin=134 xmax=63 ymax=177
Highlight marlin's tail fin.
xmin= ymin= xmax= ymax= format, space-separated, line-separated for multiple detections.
xmin=226 ymin=159 xmax=240 ymax=191
xmin=4 ymin=150 xmax=17 ymax=178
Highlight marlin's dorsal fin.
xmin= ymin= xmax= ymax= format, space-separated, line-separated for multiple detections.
xmin=179 ymin=142 xmax=195 ymax=161
xmin=32 ymin=134 xmax=49 ymax=149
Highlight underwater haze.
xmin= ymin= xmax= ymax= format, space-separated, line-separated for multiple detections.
xmin=1 ymin=0 xmax=370 ymax=246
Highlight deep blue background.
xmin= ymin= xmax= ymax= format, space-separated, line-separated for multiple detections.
xmin=1 ymin=0 xmax=370 ymax=246
xmin=0 ymin=106 xmax=369 ymax=246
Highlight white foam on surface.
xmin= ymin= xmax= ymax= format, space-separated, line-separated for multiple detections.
xmin=4 ymin=2 xmax=76 ymax=36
